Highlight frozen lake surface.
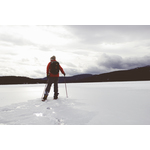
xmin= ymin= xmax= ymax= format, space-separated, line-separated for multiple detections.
xmin=0 ymin=81 xmax=150 ymax=125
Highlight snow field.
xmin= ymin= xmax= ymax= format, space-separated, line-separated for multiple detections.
xmin=1 ymin=81 xmax=150 ymax=150
xmin=0 ymin=81 xmax=150 ymax=125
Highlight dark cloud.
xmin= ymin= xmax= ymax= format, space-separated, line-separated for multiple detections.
xmin=99 ymin=54 xmax=124 ymax=69
xmin=64 ymin=25 xmax=150 ymax=45
xmin=97 ymin=54 xmax=150 ymax=73
xmin=79 ymin=53 xmax=150 ymax=75
xmin=84 ymin=66 xmax=106 ymax=75
xmin=1 ymin=25 xmax=150 ymax=78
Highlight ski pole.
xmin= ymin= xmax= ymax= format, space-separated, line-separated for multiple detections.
xmin=64 ymin=75 xmax=68 ymax=98
xmin=41 ymin=77 xmax=49 ymax=99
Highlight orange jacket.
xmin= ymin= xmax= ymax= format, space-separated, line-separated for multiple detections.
xmin=46 ymin=60 xmax=65 ymax=77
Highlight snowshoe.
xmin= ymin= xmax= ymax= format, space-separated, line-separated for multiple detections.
xmin=54 ymin=93 xmax=59 ymax=100
xmin=42 ymin=94 xmax=48 ymax=101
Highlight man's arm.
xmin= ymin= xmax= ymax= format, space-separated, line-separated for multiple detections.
xmin=59 ymin=65 xmax=65 ymax=75
xmin=46 ymin=62 xmax=51 ymax=77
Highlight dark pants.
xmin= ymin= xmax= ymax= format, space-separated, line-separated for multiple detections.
xmin=45 ymin=77 xmax=59 ymax=96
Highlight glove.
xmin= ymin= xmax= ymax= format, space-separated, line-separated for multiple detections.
xmin=64 ymin=73 xmax=66 ymax=76
xmin=47 ymin=74 xmax=50 ymax=78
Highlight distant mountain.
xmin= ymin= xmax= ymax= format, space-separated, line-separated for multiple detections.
xmin=1 ymin=66 xmax=150 ymax=84
xmin=0 ymin=74 xmax=92 ymax=85
xmin=0 ymin=76 xmax=45 ymax=85
xmin=59 ymin=74 xmax=92 ymax=83
xmin=78 ymin=66 xmax=150 ymax=82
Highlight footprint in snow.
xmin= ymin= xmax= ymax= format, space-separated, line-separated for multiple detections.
xmin=2 ymin=108 xmax=14 ymax=112
xmin=47 ymin=107 xmax=52 ymax=110
xmin=56 ymin=118 xmax=64 ymax=125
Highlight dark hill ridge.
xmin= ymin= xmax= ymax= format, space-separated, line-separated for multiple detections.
xmin=78 ymin=66 xmax=150 ymax=82
xmin=0 ymin=74 xmax=92 ymax=85
xmin=0 ymin=66 xmax=150 ymax=84
xmin=59 ymin=74 xmax=92 ymax=83
xmin=0 ymin=76 xmax=44 ymax=84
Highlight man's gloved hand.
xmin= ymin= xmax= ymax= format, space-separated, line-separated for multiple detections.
xmin=47 ymin=74 xmax=50 ymax=78
xmin=64 ymin=72 xmax=66 ymax=76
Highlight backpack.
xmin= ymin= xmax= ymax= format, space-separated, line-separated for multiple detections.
xmin=50 ymin=61 xmax=60 ymax=75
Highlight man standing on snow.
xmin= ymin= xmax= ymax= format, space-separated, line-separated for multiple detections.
xmin=42 ymin=56 xmax=65 ymax=101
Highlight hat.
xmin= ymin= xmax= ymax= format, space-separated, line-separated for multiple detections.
xmin=50 ymin=56 xmax=56 ymax=61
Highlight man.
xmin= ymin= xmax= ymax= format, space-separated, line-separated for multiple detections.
xmin=42 ymin=56 xmax=65 ymax=101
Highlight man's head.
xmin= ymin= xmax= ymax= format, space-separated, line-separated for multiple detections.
xmin=50 ymin=56 xmax=56 ymax=61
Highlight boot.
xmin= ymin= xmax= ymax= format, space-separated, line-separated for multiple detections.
xmin=42 ymin=94 xmax=48 ymax=101
xmin=54 ymin=93 xmax=59 ymax=100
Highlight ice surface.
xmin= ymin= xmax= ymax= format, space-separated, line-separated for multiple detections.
xmin=0 ymin=81 xmax=150 ymax=125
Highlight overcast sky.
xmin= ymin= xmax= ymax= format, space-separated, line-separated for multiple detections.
xmin=0 ymin=25 xmax=150 ymax=78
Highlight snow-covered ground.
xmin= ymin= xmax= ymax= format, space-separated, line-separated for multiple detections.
xmin=0 ymin=81 xmax=150 ymax=125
